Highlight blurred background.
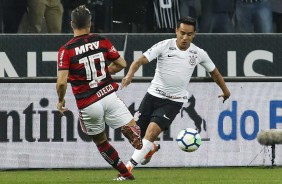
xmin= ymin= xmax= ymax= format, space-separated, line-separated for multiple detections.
xmin=0 ymin=0 xmax=281 ymax=34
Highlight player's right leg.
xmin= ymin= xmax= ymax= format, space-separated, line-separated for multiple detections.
xmin=140 ymin=142 xmax=160 ymax=165
xmin=103 ymin=92 xmax=143 ymax=150
xmin=126 ymin=122 xmax=162 ymax=171
xmin=121 ymin=122 xmax=143 ymax=150
xmin=127 ymin=97 xmax=183 ymax=171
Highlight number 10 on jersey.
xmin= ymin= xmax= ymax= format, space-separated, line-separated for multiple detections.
xmin=79 ymin=52 xmax=106 ymax=88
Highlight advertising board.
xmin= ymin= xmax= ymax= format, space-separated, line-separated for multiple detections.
xmin=0 ymin=82 xmax=281 ymax=168
xmin=1 ymin=34 xmax=282 ymax=77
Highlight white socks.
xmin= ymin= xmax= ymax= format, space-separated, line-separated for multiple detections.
xmin=126 ymin=139 xmax=154 ymax=169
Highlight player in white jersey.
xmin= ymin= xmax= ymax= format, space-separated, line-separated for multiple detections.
xmin=121 ymin=16 xmax=230 ymax=172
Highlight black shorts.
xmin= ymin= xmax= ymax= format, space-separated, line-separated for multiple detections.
xmin=137 ymin=92 xmax=183 ymax=137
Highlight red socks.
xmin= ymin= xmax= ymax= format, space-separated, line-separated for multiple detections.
xmin=97 ymin=140 xmax=129 ymax=175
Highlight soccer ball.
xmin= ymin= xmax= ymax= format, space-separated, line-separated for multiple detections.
xmin=176 ymin=128 xmax=201 ymax=152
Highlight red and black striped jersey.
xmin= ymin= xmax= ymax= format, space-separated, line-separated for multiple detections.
xmin=57 ymin=34 xmax=120 ymax=109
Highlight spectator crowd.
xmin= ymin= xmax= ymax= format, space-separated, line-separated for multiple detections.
xmin=0 ymin=0 xmax=281 ymax=34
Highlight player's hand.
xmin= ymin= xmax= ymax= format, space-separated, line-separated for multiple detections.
xmin=218 ymin=91 xmax=230 ymax=103
xmin=121 ymin=75 xmax=133 ymax=89
xmin=57 ymin=99 xmax=68 ymax=116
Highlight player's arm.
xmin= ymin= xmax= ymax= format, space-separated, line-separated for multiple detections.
xmin=121 ymin=55 xmax=149 ymax=89
xmin=108 ymin=56 xmax=127 ymax=74
xmin=209 ymin=67 xmax=231 ymax=103
xmin=56 ymin=70 xmax=69 ymax=115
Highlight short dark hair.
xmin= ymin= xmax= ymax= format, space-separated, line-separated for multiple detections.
xmin=177 ymin=16 xmax=196 ymax=31
xmin=71 ymin=5 xmax=91 ymax=29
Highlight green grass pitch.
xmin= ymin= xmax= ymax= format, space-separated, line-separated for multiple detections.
xmin=0 ymin=167 xmax=281 ymax=184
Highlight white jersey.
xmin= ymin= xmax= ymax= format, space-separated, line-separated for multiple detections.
xmin=143 ymin=38 xmax=215 ymax=103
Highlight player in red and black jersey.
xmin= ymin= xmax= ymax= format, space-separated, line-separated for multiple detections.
xmin=56 ymin=5 xmax=142 ymax=181
xmin=58 ymin=33 xmax=120 ymax=109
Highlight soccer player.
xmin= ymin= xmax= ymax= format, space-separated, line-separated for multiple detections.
xmin=56 ymin=5 xmax=142 ymax=181
xmin=121 ymin=16 xmax=231 ymax=171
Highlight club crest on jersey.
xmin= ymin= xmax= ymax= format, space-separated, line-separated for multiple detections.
xmin=109 ymin=46 xmax=117 ymax=53
xmin=189 ymin=55 xmax=197 ymax=66
xmin=169 ymin=47 xmax=176 ymax=50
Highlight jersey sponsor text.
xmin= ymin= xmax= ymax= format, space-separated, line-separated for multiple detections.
xmin=75 ymin=41 xmax=100 ymax=55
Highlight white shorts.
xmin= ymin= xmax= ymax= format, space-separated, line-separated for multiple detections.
xmin=79 ymin=92 xmax=133 ymax=135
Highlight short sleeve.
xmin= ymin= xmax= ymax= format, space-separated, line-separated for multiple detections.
xmin=198 ymin=49 xmax=215 ymax=72
xmin=143 ymin=40 xmax=168 ymax=62
xmin=105 ymin=39 xmax=120 ymax=61
xmin=57 ymin=47 xmax=70 ymax=70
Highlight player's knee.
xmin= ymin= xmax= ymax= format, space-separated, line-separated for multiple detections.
xmin=92 ymin=132 xmax=107 ymax=145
